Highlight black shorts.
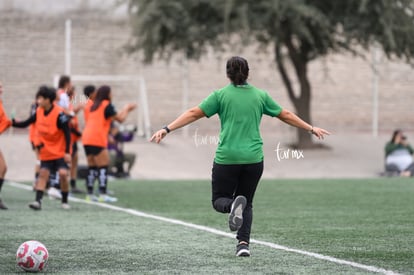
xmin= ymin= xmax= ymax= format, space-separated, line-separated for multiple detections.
xmin=84 ymin=145 xmax=104 ymax=156
xmin=40 ymin=158 xmax=68 ymax=172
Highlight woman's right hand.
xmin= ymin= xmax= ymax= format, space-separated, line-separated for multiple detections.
xmin=150 ymin=128 xmax=168 ymax=144
xmin=125 ymin=103 xmax=137 ymax=112
xmin=395 ymin=133 xmax=403 ymax=144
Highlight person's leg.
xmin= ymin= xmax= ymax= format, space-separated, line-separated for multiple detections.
xmin=94 ymin=149 xmax=116 ymax=202
xmin=85 ymin=154 xmax=97 ymax=197
xmin=124 ymin=152 xmax=136 ymax=175
xmin=70 ymin=144 xmax=84 ymax=193
xmin=58 ymin=159 xmax=70 ymax=209
xmin=34 ymin=160 xmax=40 ymax=189
xmin=32 ymin=147 xmax=40 ymax=191
xmin=49 ymin=170 xmax=60 ymax=189
xmin=108 ymin=151 xmax=117 ymax=176
xmin=403 ymin=162 xmax=414 ymax=177
xmin=385 ymin=163 xmax=400 ymax=176
xmin=211 ymin=162 xmax=242 ymax=213
xmin=84 ymin=146 xmax=99 ymax=198
xmin=47 ymin=168 xmax=62 ymax=200
xmin=234 ymin=161 xmax=263 ymax=255
xmin=235 ymin=161 xmax=263 ymax=242
xmin=30 ymin=162 xmax=51 ymax=210
xmin=0 ymin=149 xmax=8 ymax=209
xmin=115 ymin=155 xmax=124 ymax=175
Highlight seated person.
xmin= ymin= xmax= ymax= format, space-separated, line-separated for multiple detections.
xmin=385 ymin=129 xmax=414 ymax=177
xmin=108 ymin=122 xmax=137 ymax=178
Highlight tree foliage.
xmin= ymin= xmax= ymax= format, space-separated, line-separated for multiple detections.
xmin=127 ymin=0 xmax=414 ymax=147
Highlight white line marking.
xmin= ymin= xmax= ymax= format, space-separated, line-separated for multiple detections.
xmin=8 ymin=181 xmax=400 ymax=275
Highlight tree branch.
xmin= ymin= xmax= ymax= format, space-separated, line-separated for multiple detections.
xmin=275 ymin=42 xmax=298 ymax=105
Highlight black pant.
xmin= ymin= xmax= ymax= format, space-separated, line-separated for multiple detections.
xmin=386 ymin=162 xmax=414 ymax=175
xmin=211 ymin=161 xmax=264 ymax=243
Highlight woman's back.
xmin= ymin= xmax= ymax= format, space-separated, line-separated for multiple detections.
xmin=199 ymin=83 xmax=282 ymax=164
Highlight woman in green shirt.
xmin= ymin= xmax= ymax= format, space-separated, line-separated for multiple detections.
xmin=151 ymin=56 xmax=330 ymax=257
xmin=384 ymin=129 xmax=414 ymax=177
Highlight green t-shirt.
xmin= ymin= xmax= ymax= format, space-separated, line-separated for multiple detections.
xmin=199 ymin=83 xmax=283 ymax=164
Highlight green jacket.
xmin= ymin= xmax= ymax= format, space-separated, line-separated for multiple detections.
xmin=385 ymin=142 xmax=414 ymax=157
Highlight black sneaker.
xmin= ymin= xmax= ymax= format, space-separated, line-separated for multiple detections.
xmin=28 ymin=201 xmax=41 ymax=211
xmin=0 ymin=198 xmax=8 ymax=210
xmin=236 ymin=242 xmax=250 ymax=257
xmin=229 ymin=195 xmax=247 ymax=231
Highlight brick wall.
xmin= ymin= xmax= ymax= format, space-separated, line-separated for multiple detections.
xmin=0 ymin=10 xmax=413 ymax=138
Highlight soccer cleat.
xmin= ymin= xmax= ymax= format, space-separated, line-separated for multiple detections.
xmin=85 ymin=194 xmax=98 ymax=202
xmin=47 ymin=187 xmax=62 ymax=200
xmin=0 ymin=198 xmax=8 ymax=210
xmin=61 ymin=203 xmax=71 ymax=210
xmin=229 ymin=195 xmax=247 ymax=231
xmin=28 ymin=201 xmax=41 ymax=211
xmin=236 ymin=241 xmax=250 ymax=257
xmin=98 ymin=194 xmax=118 ymax=203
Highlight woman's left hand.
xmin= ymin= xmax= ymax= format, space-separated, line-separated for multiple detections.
xmin=311 ymin=127 xmax=331 ymax=139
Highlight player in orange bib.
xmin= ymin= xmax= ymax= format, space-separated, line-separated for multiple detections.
xmin=0 ymin=81 xmax=12 ymax=209
xmin=82 ymin=85 xmax=136 ymax=202
xmin=13 ymin=86 xmax=72 ymax=210
xmin=82 ymin=85 xmax=97 ymax=123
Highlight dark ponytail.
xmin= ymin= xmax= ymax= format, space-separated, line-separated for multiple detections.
xmin=226 ymin=56 xmax=249 ymax=86
xmin=91 ymin=85 xmax=111 ymax=112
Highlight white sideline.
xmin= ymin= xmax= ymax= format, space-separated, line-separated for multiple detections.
xmin=8 ymin=181 xmax=400 ymax=275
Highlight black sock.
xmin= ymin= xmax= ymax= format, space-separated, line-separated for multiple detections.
xmin=86 ymin=166 xmax=97 ymax=195
xmin=35 ymin=190 xmax=44 ymax=203
xmin=0 ymin=178 xmax=3 ymax=192
xmin=70 ymin=179 xmax=76 ymax=188
xmin=98 ymin=166 xmax=108 ymax=195
xmin=61 ymin=192 xmax=69 ymax=204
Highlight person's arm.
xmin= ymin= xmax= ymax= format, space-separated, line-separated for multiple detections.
xmin=12 ymin=113 xmax=36 ymax=128
xmin=385 ymin=142 xmax=400 ymax=156
xmin=407 ymin=144 xmax=414 ymax=155
xmin=71 ymin=103 xmax=85 ymax=114
xmin=70 ymin=127 xmax=82 ymax=137
xmin=112 ymin=103 xmax=137 ymax=123
xmin=108 ymin=134 xmax=116 ymax=145
xmin=104 ymin=103 xmax=136 ymax=123
xmin=57 ymin=113 xmax=71 ymax=155
xmin=277 ymin=109 xmax=330 ymax=139
xmin=150 ymin=106 xmax=206 ymax=143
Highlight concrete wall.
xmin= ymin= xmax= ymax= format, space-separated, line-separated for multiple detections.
xmin=0 ymin=7 xmax=413 ymax=140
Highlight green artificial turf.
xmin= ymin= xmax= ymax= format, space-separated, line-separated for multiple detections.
xmin=0 ymin=178 xmax=412 ymax=274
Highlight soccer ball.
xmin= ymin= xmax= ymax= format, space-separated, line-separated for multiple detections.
xmin=16 ymin=240 xmax=49 ymax=272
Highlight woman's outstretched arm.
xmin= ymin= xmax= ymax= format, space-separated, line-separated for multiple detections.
xmin=277 ymin=109 xmax=331 ymax=139
xmin=150 ymin=106 xmax=206 ymax=143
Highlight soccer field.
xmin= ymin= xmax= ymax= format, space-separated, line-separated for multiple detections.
xmin=1 ymin=178 xmax=413 ymax=274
